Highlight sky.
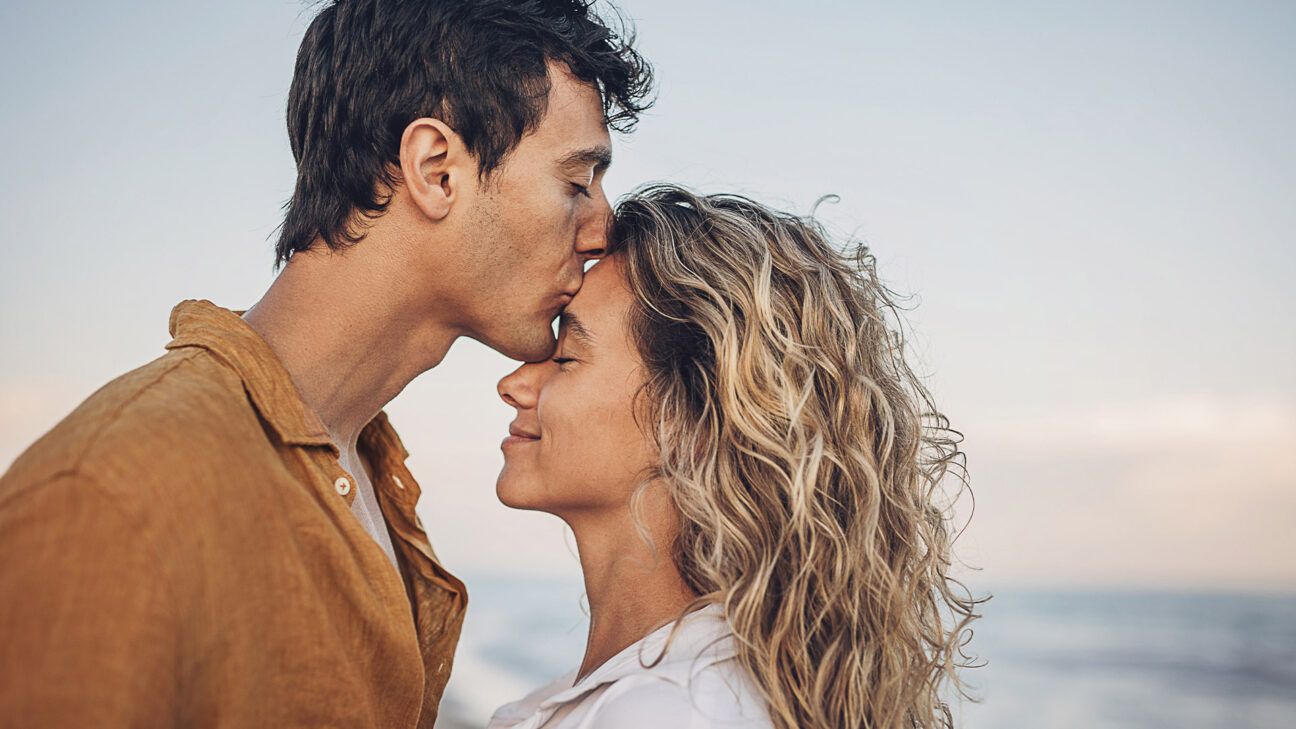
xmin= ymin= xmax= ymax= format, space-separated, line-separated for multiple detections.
xmin=1 ymin=0 xmax=1293 ymax=592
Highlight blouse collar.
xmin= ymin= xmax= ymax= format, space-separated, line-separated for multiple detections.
xmin=492 ymin=602 xmax=737 ymax=723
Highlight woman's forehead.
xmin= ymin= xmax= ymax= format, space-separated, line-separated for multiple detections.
xmin=563 ymin=257 xmax=631 ymax=342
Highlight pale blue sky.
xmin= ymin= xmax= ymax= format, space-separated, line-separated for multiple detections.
xmin=2 ymin=0 xmax=1293 ymax=590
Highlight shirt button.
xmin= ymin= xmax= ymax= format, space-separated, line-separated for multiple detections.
xmin=334 ymin=477 xmax=352 ymax=496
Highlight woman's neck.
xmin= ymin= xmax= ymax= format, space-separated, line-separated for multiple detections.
xmin=567 ymin=506 xmax=697 ymax=684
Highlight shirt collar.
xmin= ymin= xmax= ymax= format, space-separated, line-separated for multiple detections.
xmin=164 ymin=299 xmax=335 ymax=451
xmin=537 ymin=603 xmax=737 ymax=710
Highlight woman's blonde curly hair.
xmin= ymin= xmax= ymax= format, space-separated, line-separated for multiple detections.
xmin=608 ymin=184 xmax=986 ymax=729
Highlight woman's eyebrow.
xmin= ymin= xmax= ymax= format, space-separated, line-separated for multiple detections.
xmin=559 ymin=310 xmax=597 ymax=347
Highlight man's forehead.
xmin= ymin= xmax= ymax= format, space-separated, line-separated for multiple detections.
xmin=535 ymin=61 xmax=611 ymax=143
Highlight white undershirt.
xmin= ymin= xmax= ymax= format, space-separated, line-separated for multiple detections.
xmin=340 ymin=451 xmax=399 ymax=568
xmin=487 ymin=603 xmax=774 ymax=729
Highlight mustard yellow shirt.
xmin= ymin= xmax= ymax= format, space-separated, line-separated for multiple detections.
xmin=0 ymin=299 xmax=467 ymax=728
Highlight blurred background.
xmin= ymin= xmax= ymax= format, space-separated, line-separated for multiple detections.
xmin=2 ymin=1 xmax=1293 ymax=727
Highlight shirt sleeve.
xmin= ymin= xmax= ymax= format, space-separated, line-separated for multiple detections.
xmin=0 ymin=471 xmax=178 ymax=727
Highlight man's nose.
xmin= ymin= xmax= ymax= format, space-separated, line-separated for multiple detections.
xmin=574 ymin=197 xmax=611 ymax=260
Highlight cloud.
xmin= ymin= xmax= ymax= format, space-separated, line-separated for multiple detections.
xmin=956 ymin=394 xmax=1296 ymax=590
xmin=975 ymin=394 xmax=1295 ymax=452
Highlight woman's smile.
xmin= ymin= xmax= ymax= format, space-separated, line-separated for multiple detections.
xmin=502 ymin=422 xmax=542 ymax=450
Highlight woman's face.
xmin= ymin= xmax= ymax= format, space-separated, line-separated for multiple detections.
xmin=495 ymin=256 xmax=656 ymax=516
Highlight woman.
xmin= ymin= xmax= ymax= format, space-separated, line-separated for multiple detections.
xmin=488 ymin=184 xmax=983 ymax=729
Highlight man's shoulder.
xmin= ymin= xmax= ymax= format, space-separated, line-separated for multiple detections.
xmin=1 ymin=346 xmax=269 ymax=498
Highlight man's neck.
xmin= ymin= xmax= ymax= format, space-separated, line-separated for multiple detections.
xmin=242 ymin=241 xmax=460 ymax=451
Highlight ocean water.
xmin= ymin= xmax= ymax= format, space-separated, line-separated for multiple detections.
xmin=434 ymin=575 xmax=1296 ymax=729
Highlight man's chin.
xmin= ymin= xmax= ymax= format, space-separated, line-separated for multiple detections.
xmin=502 ymin=330 xmax=559 ymax=363
xmin=466 ymin=326 xmax=556 ymax=362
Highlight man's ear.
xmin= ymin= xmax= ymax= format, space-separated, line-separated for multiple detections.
xmin=399 ymin=118 xmax=465 ymax=222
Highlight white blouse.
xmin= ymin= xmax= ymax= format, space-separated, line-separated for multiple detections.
xmin=486 ymin=603 xmax=775 ymax=729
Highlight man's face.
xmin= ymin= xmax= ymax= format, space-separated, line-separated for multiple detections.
xmin=457 ymin=61 xmax=613 ymax=362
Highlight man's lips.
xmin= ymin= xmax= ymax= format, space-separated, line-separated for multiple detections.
xmin=549 ymin=291 xmax=575 ymax=316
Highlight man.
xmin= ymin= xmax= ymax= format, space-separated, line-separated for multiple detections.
xmin=0 ymin=1 xmax=652 ymax=727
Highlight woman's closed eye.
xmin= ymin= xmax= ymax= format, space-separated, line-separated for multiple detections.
xmin=552 ymin=357 xmax=577 ymax=369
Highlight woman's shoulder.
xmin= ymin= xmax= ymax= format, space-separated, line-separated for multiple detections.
xmin=585 ymin=658 xmax=775 ymax=729
xmin=488 ymin=605 xmax=776 ymax=729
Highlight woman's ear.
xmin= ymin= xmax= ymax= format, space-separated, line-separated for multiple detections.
xmin=399 ymin=117 xmax=463 ymax=222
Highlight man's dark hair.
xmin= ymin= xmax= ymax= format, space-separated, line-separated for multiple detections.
xmin=275 ymin=0 xmax=654 ymax=266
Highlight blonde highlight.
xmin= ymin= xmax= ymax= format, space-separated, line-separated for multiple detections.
xmin=610 ymin=184 xmax=986 ymax=729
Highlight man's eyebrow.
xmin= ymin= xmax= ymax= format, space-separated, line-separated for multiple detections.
xmin=559 ymin=310 xmax=597 ymax=347
xmin=558 ymin=144 xmax=613 ymax=173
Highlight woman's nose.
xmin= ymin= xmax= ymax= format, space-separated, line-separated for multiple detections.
xmin=497 ymin=362 xmax=541 ymax=410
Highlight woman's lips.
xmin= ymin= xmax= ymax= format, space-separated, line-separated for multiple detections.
xmin=501 ymin=433 xmax=540 ymax=449
xmin=504 ymin=420 xmax=541 ymax=450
